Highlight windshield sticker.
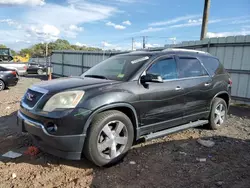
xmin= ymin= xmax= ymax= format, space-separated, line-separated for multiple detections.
xmin=131 ymin=56 xmax=149 ymax=64
xmin=117 ymin=74 xmax=125 ymax=78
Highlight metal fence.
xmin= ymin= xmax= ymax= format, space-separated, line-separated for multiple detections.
xmin=51 ymin=35 xmax=250 ymax=103
xmin=51 ymin=50 xmax=128 ymax=77
xmin=164 ymin=35 xmax=250 ymax=103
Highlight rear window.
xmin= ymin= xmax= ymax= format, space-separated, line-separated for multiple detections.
xmin=200 ymin=57 xmax=226 ymax=76
xmin=177 ymin=57 xmax=208 ymax=78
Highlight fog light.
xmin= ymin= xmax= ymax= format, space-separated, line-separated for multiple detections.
xmin=46 ymin=122 xmax=58 ymax=133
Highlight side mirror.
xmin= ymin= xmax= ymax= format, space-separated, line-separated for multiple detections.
xmin=141 ymin=73 xmax=163 ymax=83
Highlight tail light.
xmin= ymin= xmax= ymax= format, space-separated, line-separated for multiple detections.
xmin=24 ymin=65 xmax=27 ymax=70
xmin=228 ymin=78 xmax=232 ymax=87
xmin=11 ymin=71 xmax=16 ymax=75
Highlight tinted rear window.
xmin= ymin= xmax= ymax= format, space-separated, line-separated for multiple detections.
xmin=200 ymin=57 xmax=226 ymax=76
xmin=178 ymin=57 xmax=208 ymax=78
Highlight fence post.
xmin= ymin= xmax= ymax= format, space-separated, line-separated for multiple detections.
xmin=82 ymin=53 xmax=84 ymax=74
xmin=207 ymin=41 xmax=210 ymax=53
xmin=62 ymin=52 xmax=64 ymax=76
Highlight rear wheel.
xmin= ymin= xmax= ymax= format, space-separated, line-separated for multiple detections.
xmin=208 ymin=98 xmax=227 ymax=130
xmin=84 ymin=110 xmax=134 ymax=167
xmin=0 ymin=80 xmax=5 ymax=91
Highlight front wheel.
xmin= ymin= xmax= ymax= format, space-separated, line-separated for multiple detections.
xmin=208 ymin=98 xmax=228 ymax=130
xmin=84 ymin=110 xmax=134 ymax=167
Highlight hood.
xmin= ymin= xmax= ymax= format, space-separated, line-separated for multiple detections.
xmin=32 ymin=77 xmax=119 ymax=93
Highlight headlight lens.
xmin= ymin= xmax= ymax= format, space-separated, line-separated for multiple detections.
xmin=43 ymin=91 xmax=85 ymax=112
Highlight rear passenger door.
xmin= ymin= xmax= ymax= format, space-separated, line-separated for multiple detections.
xmin=176 ymin=56 xmax=212 ymax=122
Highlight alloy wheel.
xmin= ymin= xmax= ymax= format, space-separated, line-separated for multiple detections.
xmin=0 ymin=81 xmax=4 ymax=91
xmin=97 ymin=121 xmax=128 ymax=160
xmin=37 ymin=69 xmax=44 ymax=75
xmin=214 ymin=103 xmax=226 ymax=126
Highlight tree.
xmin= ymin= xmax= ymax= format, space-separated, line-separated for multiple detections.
xmin=0 ymin=44 xmax=7 ymax=48
xmin=11 ymin=50 xmax=17 ymax=56
xmin=13 ymin=39 xmax=102 ymax=57
xmin=20 ymin=48 xmax=33 ymax=56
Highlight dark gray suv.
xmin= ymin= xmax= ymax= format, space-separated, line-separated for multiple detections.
xmin=17 ymin=49 xmax=231 ymax=166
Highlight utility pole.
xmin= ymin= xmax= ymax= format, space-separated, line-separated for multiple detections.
xmin=46 ymin=42 xmax=52 ymax=80
xmin=132 ymin=37 xmax=134 ymax=51
xmin=143 ymin=36 xmax=146 ymax=49
xmin=200 ymin=0 xmax=211 ymax=40
xmin=102 ymin=42 xmax=105 ymax=60
xmin=45 ymin=42 xmax=48 ymax=57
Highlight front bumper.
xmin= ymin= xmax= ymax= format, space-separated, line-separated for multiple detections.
xmin=17 ymin=111 xmax=86 ymax=160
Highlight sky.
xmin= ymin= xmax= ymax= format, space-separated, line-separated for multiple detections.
xmin=0 ymin=0 xmax=250 ymax=51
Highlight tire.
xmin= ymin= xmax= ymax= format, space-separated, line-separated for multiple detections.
xmin=0 ymin=80 xmax=5 ymax=91
xmin=208 ymin=97 xmax=228 ymax=130
xmin=37 ymin=69 xmax=44 ymax=75
xmin=84 ymin=110 xmax=134 ymax=167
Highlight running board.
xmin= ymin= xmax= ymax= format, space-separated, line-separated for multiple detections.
xmin=144 ymin=120 xmax=208 ymax=141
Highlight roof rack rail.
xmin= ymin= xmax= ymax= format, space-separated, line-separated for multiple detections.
xmin=134 ymin=48 xmax=163 ymax=52
xmin=162 ymin=48 xmax=208 ymax=54
xmin=129 ymin=50 xmax=148 ymax=53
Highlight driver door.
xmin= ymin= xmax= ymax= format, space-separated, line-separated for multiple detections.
xmin=138 ymin=56 xmax=186 ymax=133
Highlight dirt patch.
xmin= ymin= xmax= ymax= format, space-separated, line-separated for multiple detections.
xmin=0 ymin=76 xmax=250 ymax=188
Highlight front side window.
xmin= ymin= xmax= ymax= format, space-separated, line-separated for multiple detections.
xmin=81 ymin=55 xmax=151 ymax=81
xmin=147 ymin=58 xmax=178 ymax=80
xmin=178 ymin=57 xmax=208 ymax=78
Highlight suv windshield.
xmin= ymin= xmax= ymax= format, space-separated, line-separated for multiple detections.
xmin=81 ymin=55 xmax=151 ymax=81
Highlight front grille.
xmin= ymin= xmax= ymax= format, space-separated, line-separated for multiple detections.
xmin=23 ymin=89 xmax=44 ymax=108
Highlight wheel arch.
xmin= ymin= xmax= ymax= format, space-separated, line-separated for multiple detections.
xmin=210 ymin=91 xmax=230 ymax=110
xmin=83 ymin=103 xmax=140 ymax=141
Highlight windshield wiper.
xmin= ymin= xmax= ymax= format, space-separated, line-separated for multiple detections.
xmin=84 ymin=75 xmax=109 ymax=80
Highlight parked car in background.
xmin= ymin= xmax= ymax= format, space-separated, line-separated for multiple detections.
xmin=27 ymin=62 xmax=47 ymax=75
xmin=0 ymin=66 xmax=18 ymax=91
xmin=17 ymin=49 xmax=231 ymax=166
xmin=0 ymin=62 xmax=27 ymax=76
xmin=0 ymin=48 xmax=27 ymax=76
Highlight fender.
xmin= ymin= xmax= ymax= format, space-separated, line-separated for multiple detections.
xmin=209 ymin=91 xmax=230 ymax=110
xmin=83 ymin=103 xmax=140 ymax=138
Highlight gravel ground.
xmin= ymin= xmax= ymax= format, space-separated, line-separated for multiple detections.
xmin=0 ymin=76 xmax=250 ymax=188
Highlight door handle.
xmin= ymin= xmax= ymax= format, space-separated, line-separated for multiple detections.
xmin=204 ymin=83 xmax=211 ymax=87
xmin=175 ymin=86 xmax=183 ymax=91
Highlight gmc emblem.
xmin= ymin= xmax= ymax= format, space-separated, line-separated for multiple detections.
xmin=26 ymin=92 xmax=34 ymax=101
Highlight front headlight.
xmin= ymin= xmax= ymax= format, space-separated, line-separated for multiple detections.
xmin=43 ymin=91 xmax=85 ymax=112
